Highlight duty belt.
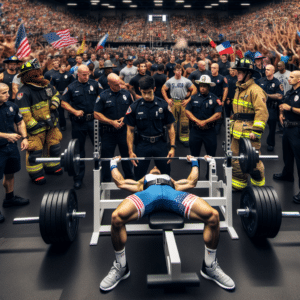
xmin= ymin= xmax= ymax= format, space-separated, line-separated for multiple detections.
xmin=101 ymin=125 xmax=124 ymax=133
xmin=140 ymin=134 xmax=163 ymax=143
xmin=232 ymin=113 xmax=255 ymax=121
xmin=72 ymin=114 xmax=94 ymax=122
xmin=283 ymin=121 xmax=300 ymax=128
xmin=144 ymin=178 xmax=174 ymax=190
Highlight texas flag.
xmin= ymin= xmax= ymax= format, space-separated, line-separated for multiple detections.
xmin=216 ymin=41 xmax=234 ymax=55
xmin=96 ymin=33 xmax=109 ymax=51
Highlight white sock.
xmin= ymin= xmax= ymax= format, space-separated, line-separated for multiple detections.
xmin=204 ymin=246 xmax=217 ymax=267
xmin=115 ymin=248 xmax=126 ymax=268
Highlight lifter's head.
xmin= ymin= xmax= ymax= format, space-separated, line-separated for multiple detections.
xmin=149 ymin=166 xmax=161 ymax=175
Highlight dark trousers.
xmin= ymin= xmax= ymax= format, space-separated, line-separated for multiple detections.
xmin=59 ymin=106 xmax=66 ymax=128
xmin=189 ymin=127 xmax=217 ymax=178
xmin=266 ymin=107 xmax=278 ymax=147
xmin=101 ymin=129 xmax=134 ymax=182
xmin=224 ymin=100 xmax=233 ymax=118
xmin=71 ymin=120 xmax=94 ymax=182
xmin=134 ymin=139 xmax=170 ymax=180
xmin=282 ymin=126 xmax=300 ymax=188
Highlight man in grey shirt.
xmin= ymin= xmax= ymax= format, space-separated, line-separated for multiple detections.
xmin=274 ymin=61 xmax=291 ymax=95
xmin=161 ymin=64 xmax=197 ymax=147
xmin=119 ymin=56 xmax=138 ymax=84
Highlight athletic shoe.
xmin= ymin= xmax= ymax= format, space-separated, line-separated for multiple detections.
xmin=100 ymin=261 xmax=130 ymax=292
xmin=200 ymin=260 xmax=235 ymax=290
xmin=3 ymin=195 xmax=30 ymax=208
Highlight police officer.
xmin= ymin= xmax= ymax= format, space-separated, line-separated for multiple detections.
xmin=209 ymin=63 xmax=228 ymax=135
xmin=44 ymin=59 xmax=60 ymax=81
xmin=94 ymin=73 xmax=134 ymax=182
xmin=61 ymin=65 xmax=103 ymax=189
xmin=0 ymin=56 xmax=22 ymax=102
xmin=50 ymin=62 xmax=75 ymax=131
xmin=185 ymin=75 xmax=222 ymax=179
xmin=273 ymin=71 xmax=300 ymax=203
xmin=124 ymin=76 xmax=176 ymax=180
xmin=224 ymin=67 xmax=238 ymax=118
xmin=257 ymin=64 xmax=283 ymax=151
xmin=0 ymin=83 xmax=29 ymax=222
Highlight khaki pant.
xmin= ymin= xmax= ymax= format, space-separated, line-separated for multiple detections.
xmin=171 ymin=100 xmax=189 ymax=142
xmin=26 ymin=127 xmax=62 ymax=179
xmin=231 ymin=137 xmax=265 ymax=190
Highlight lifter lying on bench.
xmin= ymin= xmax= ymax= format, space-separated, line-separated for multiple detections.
xmin=100 ymin=155 xmax=235 ymax=291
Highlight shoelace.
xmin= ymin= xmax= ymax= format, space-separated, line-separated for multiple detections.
xmin=107 ymin=262 xmax=122 ymax=279
xmin=210 ymin=262 xmax=229 ymax=281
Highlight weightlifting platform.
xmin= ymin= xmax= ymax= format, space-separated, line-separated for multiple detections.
xmin=1 ymin=122 xmax=300 ymax=300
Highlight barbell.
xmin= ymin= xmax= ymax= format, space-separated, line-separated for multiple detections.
xmin=237 ymin=185 xmax=300 ymax=239
xmin=29 ymin=138 xmax=278 ymax=177
xmin=13 ymin=189 xmax=86 ymax=244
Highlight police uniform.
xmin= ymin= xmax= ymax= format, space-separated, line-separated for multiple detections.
xmin=124 ymin=97 xmax=175 ymax=180
xmin=0 ymin=101 xmax=23 ymax=180
xmin=186 ymin=91 xmax=222 ymax=177
xmin=62 ymin=79 xmax=102 ymax=184
xmin=275 ymin=86 xmax=300 ymax=188
xmin=50 ymin=71 xmax=75 ymax=129
xmin=94 ymin=88 xmax=134 ymax=182
xmin=257 ymin=76 xmax=283 ymax=149
xmin=231 ymin=58 xmax=268 ymax=190
xmin=210 ymin=74 xmax=228 ymax=135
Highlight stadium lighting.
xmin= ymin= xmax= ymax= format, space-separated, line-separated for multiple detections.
xmin=101 ymin=3 xmax=109 ymax=5
xmin=130 ymin=4 xmax=137 ymax=7
xmin=108 ymin=5 xmax=115 ymax=7
xmin=67 ymin=3 xmax=77 ymax=5
xmin=123 ymin=0 xmax=132 ymax=2
xmin=91 ymin=3 xmax=98 ymax=4
xmin=219 ymin=0 xmax=228 ymax=2
xmin=205 ymin=5 xmax=212 ymax=8
xmin=241 ymin=3 xmax=250 ymax=5
xmin=211 ymin=3 xmax=219 ymax=5
xmin=155 ymin=3 xmax=163 ymax=5
xmin=176 ymin=0 xmax=184 ymax=3
xmin=154 ymin=0 xmax=163 ymax=2
xmin=184 ymin=4 xmax=191 ymax=7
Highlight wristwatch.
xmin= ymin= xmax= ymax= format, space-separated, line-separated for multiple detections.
xmin=170 ymin=145 xmax=176 ymax=149
xmin=290 ymin=106 xmax=293 ymax=112
xmin=21 ymin=136 xmax=28 ymax=140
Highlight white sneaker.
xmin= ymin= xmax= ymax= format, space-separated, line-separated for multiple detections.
xmin=200 ymin=260 xmax=235 ymax=290
xmin=100 ymin=260 xmax=130 ymax=291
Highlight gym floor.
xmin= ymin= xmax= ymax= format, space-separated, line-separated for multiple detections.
xmin=1 ymin=121 xmax=300 ymax=300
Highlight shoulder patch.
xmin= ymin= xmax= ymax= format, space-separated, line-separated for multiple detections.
xmin=98 ymin=82 xmax=103 ymax=89
xmin=17 ymin=93 xmax=23 ymax=100
xmin=96 ymin=96 xmax=100 ymax=103
xmin=224 ymin=77 xmax=228 ymax=84
xmin=18 ymin=112 xmax=22 ymax=118
xmin=216 ymin=99 xmax=222 ymax=106
xmin=126 ymin=107 xmax=132 ymax=115
xmin=63 ymin=88 xmax=68 ymax=95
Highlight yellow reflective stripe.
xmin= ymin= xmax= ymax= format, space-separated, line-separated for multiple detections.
xmin=19 ymin=107 xmax=30 ymax=114
xmin=233 ymin=130 xmax=242 ymax=139
xmin=253 ymin=120 xmax=266 ymax=130
xmin=26 ymin=164 xmax=43 ymax=172
xmin=251 ymin=178 xmax=265 ymax=186
xmin=31 ymin=101 xmax=48 ymax=110
xmin=30 ymin=127 xmax=47 ymax=135
xmin=232 ymin=179 xmax=247 ymax=189
xmin=180 ymin=137 xmax=189 ymax=142
xmin=252 ymin=131 xmax=262 ymax=139
xmin=44 ymin=162 xmax=60 ymax=167
xmin=232 ymin=99 xmax=254 ymax=109
xmin=27 ymin=119 xmax=38 ymax=129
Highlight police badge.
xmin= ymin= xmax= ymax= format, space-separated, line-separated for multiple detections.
xmin=295 ymin=95 xmax=299 ymax=102
xmin=9 ymin=107 xmax=13 ymax=112
xmin=158 ymin=107 xmax=163 ymax=113
xmin=90 ymin=85 xmax=94 ymax=92
xmin=209 ymin=100 xmax=213 ymax=105
xmin=45 ymin=88 xmax=53 ymax=97
xmin=64 ymin=75 xmax=68 ymax=79
xmin=123 ymin=95 xmax=127 ymax=101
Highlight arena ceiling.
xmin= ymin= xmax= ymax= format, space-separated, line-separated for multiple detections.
xmin=56 ymin=0 xmax=277 ymax=11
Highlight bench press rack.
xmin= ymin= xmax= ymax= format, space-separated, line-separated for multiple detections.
xmin=90 ymin=119 xmax=239 ymax=246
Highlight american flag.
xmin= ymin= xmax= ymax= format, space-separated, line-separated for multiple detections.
xmin=43 ymin=29 xmax=77 ymax=49
xmin=15 ymin=23 xmax=31 ymax=59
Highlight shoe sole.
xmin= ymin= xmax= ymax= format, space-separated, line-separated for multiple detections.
xmin=3 ymin=201 xmax=29 ymax=208
xmin=100 ymin=271 xmax=130 ymax=292
xmin=200 ymin=270 xmax=235 ymax=290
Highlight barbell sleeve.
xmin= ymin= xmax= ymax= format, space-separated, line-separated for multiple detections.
xmin=282 ymin=212 xmax=300 ymax=218
xmin=237 ymin=208 xmax=250 ymax=217
xmin=13 ymin=217 xmax=40 ymax=224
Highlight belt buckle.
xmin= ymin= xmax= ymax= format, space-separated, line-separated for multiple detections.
xmin=150 ymin=137 xmax=155 ymax=143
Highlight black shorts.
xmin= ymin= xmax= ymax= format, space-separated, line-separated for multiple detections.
xmin=0 ymin=143 xmax=21 ymax=180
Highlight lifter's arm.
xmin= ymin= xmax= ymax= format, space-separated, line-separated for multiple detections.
xmin=111 ymin=156 xmax=144 ymax=192
xmin=172 ymin=156 xmax=199 ymax=191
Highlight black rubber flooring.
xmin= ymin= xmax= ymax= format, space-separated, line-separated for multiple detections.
xmin=1 ymin=120 xmax=300 ymax=300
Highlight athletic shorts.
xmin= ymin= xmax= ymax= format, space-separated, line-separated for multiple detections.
xmin=126 ymin=185 xmax=198 ymax=219
xmin=0 ymin=143 xmax=21 ymax=180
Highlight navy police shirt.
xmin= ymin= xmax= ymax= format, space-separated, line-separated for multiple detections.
xmin=282 ymin=86 xmax=300 ymax=122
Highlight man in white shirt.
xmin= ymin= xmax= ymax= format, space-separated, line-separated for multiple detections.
xmin=274 ymin=61 xmax=291 ymax=95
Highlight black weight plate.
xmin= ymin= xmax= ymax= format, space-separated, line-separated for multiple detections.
xmin=61 ymin=189 xmax=79 ymax=243
xmin=44 ymin=191 xmax=55 ymax=244
xmin=240 ymin=186 xmax=263 ymax=238
xmin=260 ymin=186 xmax=275 ymax=238
xmin=72 ymin=139 xmax=80 ymax=177
xmin=49 ymin=190 xmax=60 ymax=244
xmin=66 ymin=139 xmax=76 ymax=177
xmin=250 ymin=146 xmax=258 ymax=174
xmin=265 ymin=186 xmax=282 ymax=238
xmin=239 ymin=138 xmax=253 ymax=174
xmin=55 ymin=190 xmax=65 ymax=243
xmin=39 ymin=191 xmax=51 ymax=244
xmin=254 ymin=187 xmax=269 ymax=237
